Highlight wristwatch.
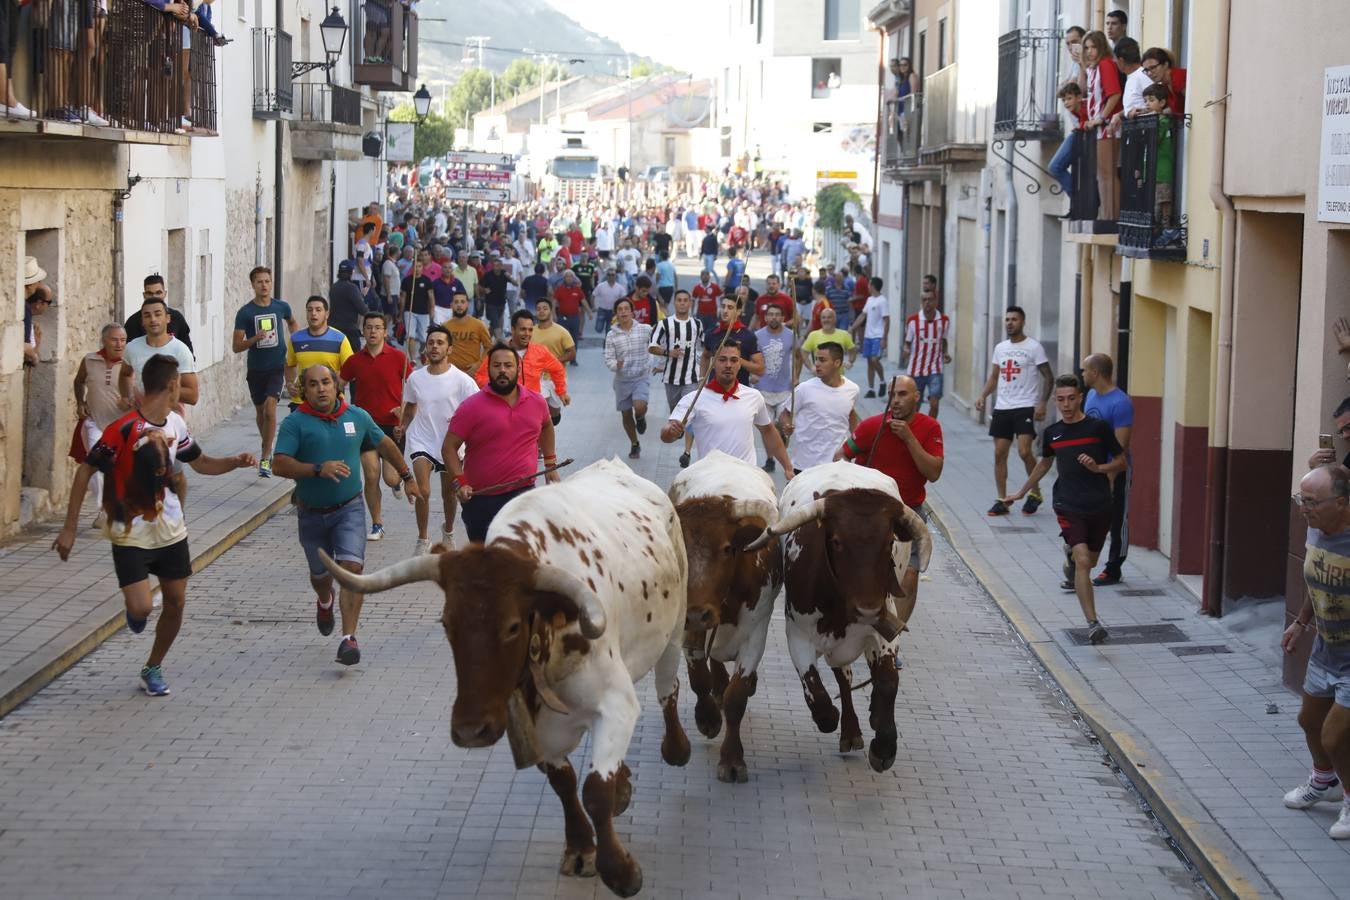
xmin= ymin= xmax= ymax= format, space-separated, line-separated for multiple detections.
xmin=312 ymin=463 xmax=322 ymax=478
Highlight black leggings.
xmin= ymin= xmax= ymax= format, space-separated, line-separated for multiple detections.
xmin=461 ymin=487 xmax=530 ymax=543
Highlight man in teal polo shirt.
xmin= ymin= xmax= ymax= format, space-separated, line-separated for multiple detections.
xmin=272 ymin=363 xmax=421 ymax=667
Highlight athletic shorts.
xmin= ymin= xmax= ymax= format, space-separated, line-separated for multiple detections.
xmin=1056 ymin=509 xmax=1111 ymax=553
xmin=988 ymin=406 xmax=1036 ymax=439
xmin=111 ymin=538 xmax=192 ymax=588
xmin=296 ymin=495 xmax=365 ymax=579
xmin=614 ymin=377 xmax=650 ymax=412
xmin=246 ymin=368 xmax=285 ymax=407
xmin=404 ymin=311 xmax=430 ymax=344
xmin=913 ymin=372 xmax=944 ymax=400
xmin=376 ymin=423 xmax=403 ymax=450
xmin=542 ymin=378 xmax=562 ymax=410
xmin=408 ymin=449 xmax=445 ymax=473
xmin=1304 ymin=654 xmax=1350 ymax=708
xmin=664 ymin=381 xmax=698 ymax=411
xmin=862 ymin=337 xmax=883 ymax=358
xmin=431 ymin=306 xmax=453 ymax=326
xmin=761 ymin=390 xmax=790 ymax=416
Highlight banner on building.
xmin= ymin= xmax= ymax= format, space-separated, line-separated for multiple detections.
xmin=1319 ymin=65 xmax=1350 ymax=223
xmin=386 ymin=123 xmax=416 ymax=163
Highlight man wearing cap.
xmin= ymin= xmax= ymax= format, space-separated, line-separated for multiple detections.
xmin=329 ymin=261 xmax=369 ymax=352
xmin=22 ymin=257 xmax=51 ymax=367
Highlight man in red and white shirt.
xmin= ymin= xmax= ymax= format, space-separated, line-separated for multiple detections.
xmin=691 ymin=269 xmax=723 ymax=335
xmin=903 ymin=283 xmax=952 ymax=418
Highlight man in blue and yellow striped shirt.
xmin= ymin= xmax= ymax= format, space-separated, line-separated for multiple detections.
xmin=285 ymin=296 xmax=353 ymax=406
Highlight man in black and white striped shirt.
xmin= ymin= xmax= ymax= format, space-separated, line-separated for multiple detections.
xmin=649 ymin=289 xmax=703 ymax=467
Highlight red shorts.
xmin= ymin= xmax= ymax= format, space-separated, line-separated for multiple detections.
xmin=1056 ymin=510 xmax=1111 ymax=553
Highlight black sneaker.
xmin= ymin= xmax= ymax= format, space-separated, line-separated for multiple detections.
xmin=635 ymin=415 xmax=647 ymax=435
xmin=679 ymin=452 xmax=691 ymax=468
xmin=865 ymin=389 xmax=877 ymax=399
xmin=629 ymin=443 xmax=641 ymax=459
xmin=317 ymin=593 xmax=335 ymax=636
xmin=762 ymin=458 xmax=776 ymax=472
xmin=987 ymin=500 xmax=1010 ymax=516
xmin=336 ymin=636 xmax=361 ymax=666
xmin=126 ymin=610 xmax=148 ymax=634
xmin=1092 ymin=569 xmax=1122 ymax=586
xmin=1022 ymin=491 xmax=1043 ymax=515
xmin=1060 ymin=579 xmax=1076 ymax=592
xmin=1087 ymin=621 xmax=1109 ymax=645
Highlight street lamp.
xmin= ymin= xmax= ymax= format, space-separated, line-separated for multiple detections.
xmin=292 ymin=7 xmax=349 ymax=82
xmin=413 ymin=85 xmax=432 ymax=123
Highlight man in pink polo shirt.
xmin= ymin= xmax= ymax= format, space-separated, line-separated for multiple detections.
xmin=442 ymin=343 xmax=560 ymax=542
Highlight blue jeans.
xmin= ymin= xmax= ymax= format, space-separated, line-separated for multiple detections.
xmin=559 ymin=313 xmax=581 ymax=344
xmin=594 ymin=309 xmax=613 ymax=334
xmin=702 ymin=254 xmax=717 ymax=277
xmin=1049 ymin=131 xmax=1076 ymax=196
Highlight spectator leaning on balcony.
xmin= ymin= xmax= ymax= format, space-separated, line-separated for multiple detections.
xmin=1142 ymin=47 xmax=1187 ymax=115
xmin=1113 ymin=38 xmax=1146 ymax=122
xmin=1142 ymin=84 xmax=1178 ymax=232
xmin=1050 ymin=82 xmax=1088 ymax=198
xmin=1079 ymin=30 xmax=1122 ymax=220
xmin=1105 ymin=8 xmax=1128 ymax=43
xmin=0 ymin=0 xmax=33 ymax=118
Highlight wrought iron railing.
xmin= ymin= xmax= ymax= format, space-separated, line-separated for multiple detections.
xmin=7 ymin=0 xmax=216 ymax=133
xmin=994 ymin=28 xmax=1063 ymax=141
xmin=882 ymin=94 xmax=922 ymax=168
xmin=252 ymin=27 xmax=293 ymax=117
xmin=1068 ymin=127 xmax=1101 ymax=222
xmin=1118 ymin=114 xmax=1186 ymax=258
xmin=294 ymin=83 xmax=363 ymax=126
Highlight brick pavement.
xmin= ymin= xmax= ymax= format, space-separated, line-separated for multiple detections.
xmin=0 ymin=405 xmax=295 ymax=716
xmin=920 ymin=403 xmax=1350 ymax=898
xmin=0 ymin=330 xmax=1203 ymax=899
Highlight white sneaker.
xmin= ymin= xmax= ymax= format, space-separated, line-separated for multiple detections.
xmin=440 ymin=529 xmax=456 ymax=550
xmin=0 ymin=101 xmax=32 ymax=118
xmin=414 ymin=538 xmax=430 ymax=556
xmin=84 ymin=108 xmax=110 ymax=126
xmin=1332 ymin=804 xmax=1350 ymax=840
xmin=367 ymin=522 xmax=385 ymax=541
xmin=391 ymin=481 xmax=403 ymax=499
xmin=1284 ymin=777 xmax=1344 ymax=809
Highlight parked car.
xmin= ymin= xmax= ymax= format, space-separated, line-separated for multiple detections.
xmin=640 ymin=165 xmax=672 ymax=182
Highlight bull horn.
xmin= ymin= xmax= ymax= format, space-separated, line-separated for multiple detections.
xmin=743 ymin=496 xmax=827 ymax=551
xmin=532 ymin=564 xmax=607 ymax=639
xmin=728 ymin=498 xmax=776 ymax=525
xmin=317 ymin=548 xmax=442 ymax=594
xmin=894 ymin=504 xmax=933 ymax=572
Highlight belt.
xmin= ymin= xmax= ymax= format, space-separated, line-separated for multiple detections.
xmin=293 ymin=492 xmax=361 ymax=515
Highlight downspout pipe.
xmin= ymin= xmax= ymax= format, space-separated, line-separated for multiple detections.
xmin=273 ymin=0 xmax=285 ymax=297
xmin=1203 ymin=0 xmax=1235 ymax=617
xmin=1117 ymin=257 xmax=1132 ymax=390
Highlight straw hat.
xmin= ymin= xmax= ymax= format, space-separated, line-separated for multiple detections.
xmin=23 ymin=256 xmax=47 ymax=286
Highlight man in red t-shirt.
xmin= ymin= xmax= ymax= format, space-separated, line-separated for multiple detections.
xmin=838 ymin=374 xmax=943 ymax=620
xmin=691 ymin=270 xmax=723 ymax=333
xmin=754 ymin=274 xmax=795 ymax=329
xmin=551 ymin=270 xmax=587 ymax=346
xmin=339 ymin=311 xmax=413 ymax=540
xmin=627 ymin=276 xmax=662 ymax=326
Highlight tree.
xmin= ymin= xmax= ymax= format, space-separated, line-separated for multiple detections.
xmin=444 ymin=68 xmax=496 ymax=131
xmin=630 ymin=59 xmax=661 ymax=78
xmin=500 ymin=57 xmax=568 ymax=99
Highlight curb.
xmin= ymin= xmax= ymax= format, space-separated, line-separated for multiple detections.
xmin=0 ymin=487 xmax=293 ymax=720
xmin=924 ymin=492 xmax=1274 ymax=900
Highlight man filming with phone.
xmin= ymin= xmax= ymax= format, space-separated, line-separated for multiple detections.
xmin=1308 ymin=398 xmax=1350 ymax=470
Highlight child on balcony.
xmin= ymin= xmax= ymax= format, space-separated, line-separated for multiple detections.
xmin=1141 ymin=83 xmax=1175 ymax=229
xmin=1050 ymin=82 xmax=1087 ymax=198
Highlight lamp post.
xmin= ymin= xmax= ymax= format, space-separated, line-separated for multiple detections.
xmin=292 ymin=7 xmax=349 ymax=84
xmin=412 ymin=84 xmax=432 ymax=123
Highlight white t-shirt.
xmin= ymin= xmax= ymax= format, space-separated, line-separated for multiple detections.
xmin=123 ymin=336 xmax=196 ymax=401
xmin=595 ymin=226 xmax=614 ymax=252
xmin=861 ymin=294 xmax=890 ymax=340
xmin=991 ymin=337 xmax=1050 ymax=410
xmin=671 ymin=384 xmax=772 ymax=465
xmin=87 ymin=411 xmax=196 ymax=549
xmin=402 ymin=364 xmax=478 ymax=460
xmin=616 ymin=247 xmax=640 ymax=275
xmin=790 ymin=377 xmax=860 ymax=470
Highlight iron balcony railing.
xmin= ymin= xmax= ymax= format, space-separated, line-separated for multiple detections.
xmin=1067 ymin=126 xmax=1101 ymax=222
xmin=994 ymin=28 xmax=1064 ymax=142
xmin=1118 ymin=114 xmax=1186 ymax=259
xmin=353 ymin=0 xmax=417 ymax=90
xmin=919 ymin=62 xmax=987 ymax=156
xmin=6 ymin=0 xmax=216 ymax=133
xmin=252 ymin=27 xmax=293 ymax=117
xmin=294 ymin=83 xmax=363 ymax=126
xmin=882 ymin=94 xmax=922 ymax=168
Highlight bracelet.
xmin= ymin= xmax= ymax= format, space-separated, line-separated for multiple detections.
xmin=449 ymin=477 xmax=462 ymax=491
xmin=398 ymin=469 xmax=412 ymax=483
xmin=1298 ymin=619 xmax=1313 ymax=630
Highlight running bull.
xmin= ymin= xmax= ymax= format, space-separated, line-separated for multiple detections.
xmin=746 ymin=461 xmax=931 ymax=772
xmin=669 ymin=450 xmax=783 ymax=783
xmin=320 ymin=459 xmax=690 ymax=898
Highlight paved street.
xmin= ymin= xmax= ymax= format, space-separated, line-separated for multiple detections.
xmin=0 ymin=303 xmax=1204 ymax=898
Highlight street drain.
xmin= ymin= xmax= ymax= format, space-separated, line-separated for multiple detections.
xmin=1121 ymin=588 xmax=1166 ymax=597
xmin=1170 ymin=645 xmax=1232 ymax=657
xmin=1064 ymin=623 xmax=1189 ymax=646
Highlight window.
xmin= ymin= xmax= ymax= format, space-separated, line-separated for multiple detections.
xmin=938 ymin=18 xmax=947 ymax=68
xmin=824 ymin=0 xmax=860 ymax=40
xmin=811 ymin=58 xmax=842 ymax=98
xmin=755 ymin=0 xmax=763 ymax=42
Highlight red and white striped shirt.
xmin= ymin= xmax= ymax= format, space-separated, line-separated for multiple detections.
xmin=905 ymin=312 xmax=950 ymax=376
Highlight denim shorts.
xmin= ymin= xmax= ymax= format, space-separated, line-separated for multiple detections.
xmin=913 ymin=372 xmax=944 ymax=399
xmin=296 ymin=495 xmax=366 ymax=578
xmin=1304 ymin=653 xmax=1350 ymax=707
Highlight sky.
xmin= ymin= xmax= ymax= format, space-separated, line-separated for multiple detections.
xmin=540 ymin=0 xmax=717 ymax=71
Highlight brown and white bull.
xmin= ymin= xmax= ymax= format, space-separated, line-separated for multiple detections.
xmin=668 ymin=450 xmax=783 ymax=783
xmin=320 ymin=459 xmax=689 ymax=898
xmin=746 ymin=461 xmax=931 ymax=772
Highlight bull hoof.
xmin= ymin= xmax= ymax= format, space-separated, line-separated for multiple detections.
xmin=559 ymin=847 xmax=597 ymax=877
xmin=717 ymin=759 xmax=750 ymax=783
xmin=599 ymin=854 xmax=643 ymax=898
xmin=694 ymin=694 xmax=723 ymax=739
xmin=838 ymin=731 xmax=864 ymax=753
xmin=662 ymin=730 xmax=692 ymax=767
xmin=810 ymin=704 xmax=839 ymax=734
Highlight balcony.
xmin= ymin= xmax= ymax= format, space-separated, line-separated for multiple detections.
xmin=1118 ymin=114 xmax=1186 ymax=260
xmin=919 ymin=63 xmax=987 ymax=165
xmin=880 ymin=94 xmax=938 ymax=181
xmin=252 ymin=28 xmax=294 ymax=118
xmin=0 ymin=0 xmax=216 ymax=142
xmin=290 ymin=83 xmax=365 ymax=161
xmin=1064 ymin=128 xmax=1118 ymax=241
xmin=353 ymin=0 xmax=418 ymax=91
xmin=993 ymin=29 xmax=1063 ymax=142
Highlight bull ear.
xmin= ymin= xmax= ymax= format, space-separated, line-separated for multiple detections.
xmin=732 ymin=519 xmax=768 ymax=552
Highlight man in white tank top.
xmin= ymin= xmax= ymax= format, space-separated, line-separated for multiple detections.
xmin=72 ymin=324 xmax=130 ymax=528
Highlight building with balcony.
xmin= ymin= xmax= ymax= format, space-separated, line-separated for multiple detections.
xmin=0 ymin=0 xmax=398 ymax=538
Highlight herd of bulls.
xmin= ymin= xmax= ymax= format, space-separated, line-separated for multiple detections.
xmin=321 ymin=453 xmax=933 ymax=898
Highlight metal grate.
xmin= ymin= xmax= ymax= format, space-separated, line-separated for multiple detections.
xmin=1170 ymin=645 xmax=1232 ymax=657
xmin=1120 ymin=588 xmax=1166 ymax=597
xmin=1064 ymin=623 xmax=1188 ymax=646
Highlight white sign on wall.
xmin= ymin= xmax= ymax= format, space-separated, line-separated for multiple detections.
xmin=386 ymin=123 xmax=416 ymax=163
xmin=1318 ymin=65 xmax=1350 ymax=223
